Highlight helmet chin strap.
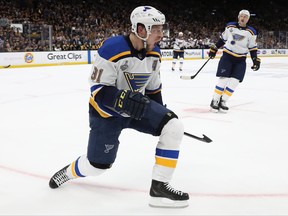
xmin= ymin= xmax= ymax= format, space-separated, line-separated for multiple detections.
xmin=134 ymin=31 xmax=150 ymax=50
xmin=143 ymin=40 xmax=147 ymax=50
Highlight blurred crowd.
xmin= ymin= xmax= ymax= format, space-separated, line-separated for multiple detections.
xmin=0 ymin=0 xmax=287 ymax=52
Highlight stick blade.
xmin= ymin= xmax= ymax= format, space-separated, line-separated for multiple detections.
xmin=202 ymin=134 xmax=213 ymax=143
xmin=184 ymin=132 xmax=213 ymax=143
xmin=180 ymin=75 xmax=193 ymax=80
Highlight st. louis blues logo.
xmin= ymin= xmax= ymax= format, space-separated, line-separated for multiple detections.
xmin=104 ymin=144 xmax=114 ymax=153
xmin=143 ymin=6 xmax=152 ymax=11
xmin=232 ymin=34 xmax=245 ymax=41
xmin=124 ymin=72 xmax=150 ymax=91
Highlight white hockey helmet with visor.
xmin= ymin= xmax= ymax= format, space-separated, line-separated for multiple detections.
xmin=238 ymin=10 xmax=250 ymax=19
xmin=130 ymin=6 xmax=166 ymax=40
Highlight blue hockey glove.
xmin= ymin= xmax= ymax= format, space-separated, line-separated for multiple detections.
xmin=251 ymin=57 xmax=261 ymax=71
xmin=208 ymin=44 xmax=218 ymax=59
xmin=114 ymin=90 xmax=150 ymax=120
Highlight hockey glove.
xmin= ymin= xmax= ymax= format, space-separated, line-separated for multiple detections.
xmin=251 ymin=57 xmax=261 ymax=71
xmin=114 ymin=90 xmax=150 ymax=120
xmin=208 ymin=45 xmax=218 ymax=59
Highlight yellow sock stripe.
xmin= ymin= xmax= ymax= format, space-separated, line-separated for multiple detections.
xmin=71 ymin=161 xmax=79 ymax=178
xmin=155 ymin=156 xmax=178 ymax=168
xmin=214 ymin=89 xmax=223 ymax=95
xmin=224 ymin=89 xmax=233 ymax=97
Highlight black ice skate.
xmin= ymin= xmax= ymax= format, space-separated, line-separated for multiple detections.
xmin=219 ymin=97 xmax=229 ymax=112
xmin=149 ymin=179 xmax=189 ymax=208
xmin=49 ymin=165 xmax=71 ymax=189
xmin=210 ymin=99 xmax=219 ymax=112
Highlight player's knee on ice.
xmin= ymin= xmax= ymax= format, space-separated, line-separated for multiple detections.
xmin=158 ymin=118 xmax=184 ymax=149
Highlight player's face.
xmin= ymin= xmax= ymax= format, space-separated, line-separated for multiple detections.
xmin=238 ymin=14 xmax=249 ymax=26
xmin=146 ymin=25 xmax=164 ymax=51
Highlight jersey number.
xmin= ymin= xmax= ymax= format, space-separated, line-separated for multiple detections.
xmin=91 ymin=66 xmax=103 ymax=83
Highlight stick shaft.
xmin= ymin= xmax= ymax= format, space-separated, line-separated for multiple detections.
xmin=180 ymin=57 xmax=211 ymax=80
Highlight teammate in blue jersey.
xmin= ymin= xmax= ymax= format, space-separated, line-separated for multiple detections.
xmin=49 ymin=6 xmax=189 ymax=208
xmin=209 ymin=9 xmax=261 ymax=112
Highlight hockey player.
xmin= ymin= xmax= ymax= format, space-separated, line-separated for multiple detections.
xmin=209 ymin=9 xmax=261 ymax=112
xmin=172 ymin=32 xmax=186 ymax=71
xmin=49 ymin=6 xmax=189 ymax=208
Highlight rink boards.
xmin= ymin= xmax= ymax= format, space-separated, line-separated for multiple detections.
xmin=0 ymin=49 xmax=287 ymax=68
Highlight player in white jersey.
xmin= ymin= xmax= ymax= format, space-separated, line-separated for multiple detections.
xmin=172 ymin=32 xmax=186 ymax=71
xmin=209 ymin=9 xmax=261 ymax=112
xmin=49 ymin=6 xmax=189 ymax=208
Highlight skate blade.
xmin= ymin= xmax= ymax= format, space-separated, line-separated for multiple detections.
xmin=219 ymin=108 xmax=228 ymax=113
xmin=210 ymin=108 xmax=219 ymax=113
xmin=149 ymin=197 xmax=189 ymax=208
xmin=210 ymin=108 xmax=228 ymax=114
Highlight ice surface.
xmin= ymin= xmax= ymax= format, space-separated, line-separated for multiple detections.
xmin=1 ymin=57 xmax=288 ymax=215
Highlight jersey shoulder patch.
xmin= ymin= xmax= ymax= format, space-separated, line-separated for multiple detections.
xmin=147 ymin=45 xmax=161 ymax=58
xmin=246 ymin=25 xmax=257 ymax=35
xmin=226 ymin=21 xmax=237 ymax=28
xmin=98 ymin=36 xmax=131 ymax=62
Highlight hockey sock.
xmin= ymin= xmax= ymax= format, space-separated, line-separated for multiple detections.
xmin=66 ymin=154 xmax=107 ymax=179
xmin=172 ymin=59 xmax=176 ymax=70
xmin=221 ymin=77 xmax=240 ymax=101
xmin=179 ymin=58 xmax=184 ymax=69
xmin=152 ymin=118 xmax=184 ymax=182
xmin=212 ymin=77 xmax=229 ymax=101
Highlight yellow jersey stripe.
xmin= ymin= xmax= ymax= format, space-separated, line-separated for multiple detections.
xmin=89 ymin=97 xmax=111 ymax=118
xmin=109 ymin=51 xmax=131 ymax=62
xmin=223 ymin=49 xmax=247 ymax=57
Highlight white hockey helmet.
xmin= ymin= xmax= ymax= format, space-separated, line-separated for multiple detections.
xmin=179 ymin=32 xmax=183 ymax=36
xmin=238 ymin=9 xmax=250 ymax=19
xmin=130 ymin=6 xmax=166 ymax=40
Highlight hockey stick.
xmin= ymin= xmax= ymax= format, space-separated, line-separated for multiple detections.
xmin=184 ymin=131 xmax=212 ymax=143
xmin=2 ymin=65 xmax=11 ymax=68
xmin=180 ymin=57 xmax=211 ymax=80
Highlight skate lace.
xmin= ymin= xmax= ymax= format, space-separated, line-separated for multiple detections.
xmin=53 ymin=169 xmax=70 ymax=186
xmin=213 ymin=100 xmax=219 ymax=106
xmin=164 ymin=183 xmax=183 ymax=196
